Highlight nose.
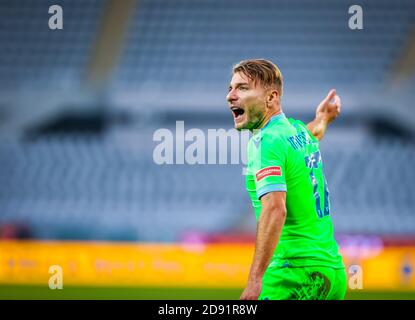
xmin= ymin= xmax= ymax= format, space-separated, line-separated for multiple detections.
xmin=227 ymin=88 xmax=238 ymax=103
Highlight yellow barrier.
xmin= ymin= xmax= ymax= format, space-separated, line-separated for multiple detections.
xmin=342 ymin=246 xmax=415 ymax=291
xmin=0 ymin=240 xmax=414 ymax=291
xmin=0 ymin=241 xmax=252 ymax=288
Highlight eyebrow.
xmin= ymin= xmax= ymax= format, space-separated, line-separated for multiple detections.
xmin=228 ymin=82 xmax=250 ymax=90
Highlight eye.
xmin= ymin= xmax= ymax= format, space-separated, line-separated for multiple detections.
xmin=239 ymin=86 xmax=248 ymax=91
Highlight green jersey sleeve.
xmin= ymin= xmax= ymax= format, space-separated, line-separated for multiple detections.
xmin=287 ymin=118 xmax=319 ymax=144
xmin=250 ymin=133 xmax=288 ymax=199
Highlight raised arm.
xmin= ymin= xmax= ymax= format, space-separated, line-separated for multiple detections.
xmin=307 ymin=89 xmax=341 ymax=141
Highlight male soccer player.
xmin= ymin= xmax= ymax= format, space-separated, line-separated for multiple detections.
xmin=226 ymin=59 xmax=346 ymax=300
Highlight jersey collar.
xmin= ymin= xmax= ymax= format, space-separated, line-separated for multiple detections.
xmin=262 ymin=112 xmax=286 ymax=130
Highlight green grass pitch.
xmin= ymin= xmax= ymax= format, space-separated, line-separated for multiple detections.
xmin=1 ymin=285 xmax=415 ymax=300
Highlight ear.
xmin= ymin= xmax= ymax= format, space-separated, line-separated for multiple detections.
xmin=266 ymin=89 xmax=279 ymax=107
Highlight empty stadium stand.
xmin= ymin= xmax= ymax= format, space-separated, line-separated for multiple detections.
xmin=0 ymin=0 xmax=414 ymax=240
xmin=114 ymin=0 xmax=415 ymax=90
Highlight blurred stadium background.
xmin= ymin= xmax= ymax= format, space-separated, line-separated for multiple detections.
xmin=0 ymin=0 xmax=415 ymax=299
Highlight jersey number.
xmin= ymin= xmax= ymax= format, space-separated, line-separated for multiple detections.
xmin=305 ymin=151 xmax=330 ymax=218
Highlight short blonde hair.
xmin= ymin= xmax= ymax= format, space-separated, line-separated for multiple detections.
xmin=233 ymin=59 xmax=283 ymax=97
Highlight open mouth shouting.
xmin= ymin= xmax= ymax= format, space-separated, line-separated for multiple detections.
xmin=230 ymin=106 xmax=245 ymax=124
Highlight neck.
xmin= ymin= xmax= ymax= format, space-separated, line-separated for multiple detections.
xmin=253 ymin=109 xmax=282 ymax=131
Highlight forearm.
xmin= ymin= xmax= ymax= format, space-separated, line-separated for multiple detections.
xmin=307 ymin=89 xmax=341 ymax=140
xmin=307 ymin=117 xmax=328 ymax=141
xmin=247 ymin=207 xmax=286 ymax=282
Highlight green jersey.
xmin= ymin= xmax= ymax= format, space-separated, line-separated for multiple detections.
xmin=246 ymin=113 xmax=344 ymax=269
